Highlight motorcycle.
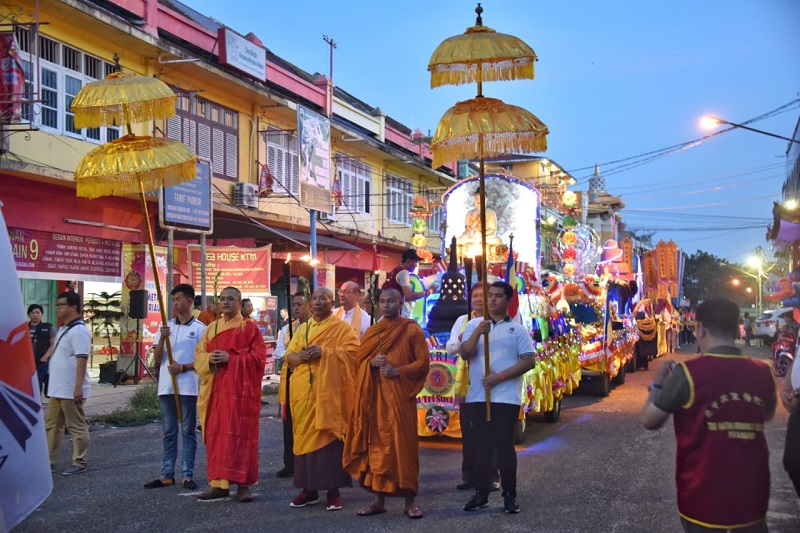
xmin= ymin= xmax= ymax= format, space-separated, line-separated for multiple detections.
xmin=771 ymin=325 xmax=796 ymax=377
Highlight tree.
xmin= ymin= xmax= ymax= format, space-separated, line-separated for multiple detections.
xmin=682 ymin=251 xmax=728 ymax=306
xmin=85 ymin=291 xmax=123 ymax=356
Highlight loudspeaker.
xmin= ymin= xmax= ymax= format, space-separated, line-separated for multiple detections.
xmin=129 ymin=290 xmax=148 ymax=319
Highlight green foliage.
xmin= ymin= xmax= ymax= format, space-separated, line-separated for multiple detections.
xmin=85 ymin=291 xmax=123 ymax=356
xmin=90 ymin=384 xmax=161 ymax=427
xmin=682 ymin=251 xmax=727 ymax=306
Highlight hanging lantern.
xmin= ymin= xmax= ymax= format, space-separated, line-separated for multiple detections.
xmin=562 ymin=190 xmax=577 ymax=207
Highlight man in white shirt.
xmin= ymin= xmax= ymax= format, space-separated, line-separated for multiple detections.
xmin=459 ymin=281 xmax=536 ymax=514
xmin=382 ymin=249 xmax=436 ymax=318
xmin=274 ymin=292 xmax=310 ymax=478
xmin=332 ymin=281 xmax=371 ymax=339
xmin=43 ymin=291 xmax=92 ymax=476
xmin=144 ymin=284 xmax=206 ymax=490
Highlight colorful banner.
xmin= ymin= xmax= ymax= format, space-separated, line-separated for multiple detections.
xmin=8 ymin=227 xmax=122 ymax=282
xmin=0 ymin=204 xmax=53 ymax=529
xmin=416 ymin=350 xmax=462 ymax=437
xmin=297 ymin=105 xmax=332 ymax=213
xmin=188 ymin=245 xmax=271 ymax=294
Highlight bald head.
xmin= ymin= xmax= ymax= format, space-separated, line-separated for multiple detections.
xmin=338 ymin=281 xmax=361 ymax=310
xmin=310 ymin=287 xmax=334 ymax=320
xmin=379 ymin=288 xmax=404 ymax=319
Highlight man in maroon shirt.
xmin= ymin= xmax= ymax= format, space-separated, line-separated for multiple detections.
xmin=641 ymin=297 xmax=776 ymax=532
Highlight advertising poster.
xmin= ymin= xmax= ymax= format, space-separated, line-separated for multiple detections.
xmin=297 ymin=105 xmax=332 ymax=213
xmin=188 ymin=245 xmax=271 ymax=294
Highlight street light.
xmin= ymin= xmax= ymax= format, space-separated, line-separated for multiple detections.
xmin=746 ymin=256 xmax=764 ymax=316
xmin=700 ymin=115 xmax=799 ymax=145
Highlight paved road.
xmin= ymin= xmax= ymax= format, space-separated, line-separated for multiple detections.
xmin=20 ymin=343 xmax=800 ymax=532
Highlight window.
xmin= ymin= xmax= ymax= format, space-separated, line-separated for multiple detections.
xmin=335 ymin=155 xmax=371 ymax=214
xmin=263 ymin=127 xmax=299 ymax=196
xmin=166 ymin=95 xmax=239 ymax=180
xmin=386 ymin=174 xmax=413 ymax=226
xmin=16 ymin=29 xmax=120 ymax=142
xmin=426 ymin=191 xmax=443 ymax=236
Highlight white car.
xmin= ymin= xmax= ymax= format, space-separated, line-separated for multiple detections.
xmin=754 ymin=308 xmax=794 ymax=343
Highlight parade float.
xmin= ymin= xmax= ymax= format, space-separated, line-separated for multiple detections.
xmin=414 ymin=174 xmax=582 ymax=440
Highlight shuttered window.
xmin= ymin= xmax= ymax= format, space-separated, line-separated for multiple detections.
xmin=264 ymin=128 xmax=299 ymax=196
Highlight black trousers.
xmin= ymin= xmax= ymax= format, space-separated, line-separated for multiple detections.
xmin=464 ymin=402 xmax=519 ymax=497
xmin=460 ymin=402 xmax=499 ymax=485
xmin=784 ymin=410 xmax=800 ymax=498
xmin=282 ymin=370 xmax=295 ymax=471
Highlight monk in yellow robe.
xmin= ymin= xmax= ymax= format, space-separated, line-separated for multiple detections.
xmin=343 ymin=288 xmax=430 ymax=519
xmin=285 ymin=287 xmax=360 ymax=512
xmin=195 ymin=287 xmax=266 ymax=503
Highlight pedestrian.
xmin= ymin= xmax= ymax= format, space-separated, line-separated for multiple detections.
xmin=28 ymin=303 xmax=55 ymax=397
xmin=781 ymin=358 xmax=800 ymax=498
xmin=333 ymin=281 xmax=371 ymax=339
xmin=279 ymin=307 xmax=289 ymax=329
xmin=445 ymin=284 xmax=500 ymax=492
xmin=241 ymin=298 xmax=254 ymax=320
xmin=743 ymin=312 xmax=752 ymax=346
xmin=641 ymin=296 xmax=776 ymax=532
xmin=459 ymin=281 xmax=536 ymax=514
xmin=43 ymin=291 xmax=91 ymax=476
xmin=143 ymin=283 xmax=205 ymax=491
xmin=192 ymin=295 xmax=202 ymax=319
xmin=382 ymin=249 xmax=435 ymax=317
xmin=343 ymin=288 xmax=430 ymax=519
xmin=274 ymin=292 xmax=310 ymax=478
xmin=195 ymin=287 xmax=266 ymax=502
xmin=197 ymin=298 xmax=218 ymax=326
xmin=285 ymin=287 xmax=359 ymax=511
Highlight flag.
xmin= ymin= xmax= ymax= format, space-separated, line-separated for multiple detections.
xmin=258 ymin=162 xmax=273 ymax=198
xmin=0 ymin=202 xmax=52 ymax=530
xmin=505 ymin=240 xmax=519 ymax=318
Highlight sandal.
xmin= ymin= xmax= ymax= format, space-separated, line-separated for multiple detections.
xmin=144 ymin=477 xmax=174 ymax=489
xmin=357 ymin=504 xmax=387 ymax=516
xmin=404 ymin=505 xmax=423 ymax=519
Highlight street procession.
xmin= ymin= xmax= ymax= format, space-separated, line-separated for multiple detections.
xmin=2 ymin=1 xmax=800 ymax=531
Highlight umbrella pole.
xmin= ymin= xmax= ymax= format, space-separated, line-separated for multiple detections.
xmin=479 ymin=137 xmax=491 ymax=422
xmin=137 ymin=179 xmax=183 ymax=424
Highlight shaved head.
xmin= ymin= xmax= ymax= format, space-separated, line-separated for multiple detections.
xmin=381 ymin=287 xmax=403 ymax=301
xmin=311 ymin=287 xmax=334 ymax=320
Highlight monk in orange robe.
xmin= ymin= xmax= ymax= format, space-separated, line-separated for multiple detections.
xmin=343 ymin=288 xmax=430 ymax=519
xmin=285 ymin=287 xmax=360 ymax=512
xmin=194 ymin=287 xmax=266 ymax=503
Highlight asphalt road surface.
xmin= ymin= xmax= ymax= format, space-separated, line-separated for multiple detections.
xmin=19 ymin=346 xmax=800 ymax=532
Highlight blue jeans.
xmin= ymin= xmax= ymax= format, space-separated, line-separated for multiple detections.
xmin=159 ymin=394 xmax=197 ymax=480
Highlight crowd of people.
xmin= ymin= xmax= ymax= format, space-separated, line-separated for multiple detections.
xmin=32 ymin=252 xmax=800 ymax=523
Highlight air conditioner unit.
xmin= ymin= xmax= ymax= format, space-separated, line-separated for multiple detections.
xmin=317 ymin=208 xmax=336 ymax=222
xmin=233 ymin=182 xmax=258 ymax=208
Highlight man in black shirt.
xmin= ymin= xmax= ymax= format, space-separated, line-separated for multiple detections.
xmin=28 ymin=304 xmax=55 ymax=397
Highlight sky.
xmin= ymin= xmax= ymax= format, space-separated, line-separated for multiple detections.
xmin=184 ymin=0 xmax=800 ymax=264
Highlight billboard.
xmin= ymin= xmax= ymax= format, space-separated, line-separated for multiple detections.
xmin=160 ymin=159 xmax=212 ymax=233
xmin=297 ymin=105 xmax=332 ymax=213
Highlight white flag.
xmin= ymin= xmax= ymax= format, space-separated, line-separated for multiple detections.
xmin=0 ymin=202 xmax=52 ymax=531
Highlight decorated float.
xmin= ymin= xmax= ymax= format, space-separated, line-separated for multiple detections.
xmin=414 ymin=174 xmax=581 ymax=440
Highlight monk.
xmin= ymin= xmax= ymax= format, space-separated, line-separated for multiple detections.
xmin=194 ymin=287 xmax=266 ymax=503
xmin=343 ymin=288 xmax=430 ymax=519
xmin=285 ymin=287 xmax=360 ymax=512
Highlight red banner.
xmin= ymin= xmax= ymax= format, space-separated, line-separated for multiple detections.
xmin=188 ymin=245 xmax=271 ymax=293
xmin=8 ymin=227 xmax=122 ymax=281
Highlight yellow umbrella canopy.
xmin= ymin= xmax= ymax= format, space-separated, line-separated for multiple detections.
xmin=428 ymin=4 xmax=537 ymax=89
xmin=75 ymin=134 xmax=198 ymax=199
xmin=71 ymin=71 xmax=177 ymax=129
xmin=431 ymin=96 xmax=549 ymax=168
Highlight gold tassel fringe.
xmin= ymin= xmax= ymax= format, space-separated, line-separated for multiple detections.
xmin=430 ymin=60 xmax=534 ymax=89
xmin=432 ymin=132 xmax=547 ymax=168
xmin=76 ymin=160 xmax=197 ymax=199
xmin=73 ymin=97 xmax=176 ymax=129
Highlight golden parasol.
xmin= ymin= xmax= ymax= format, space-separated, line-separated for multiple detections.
xmin=429 ymin=3 xmax=548 ymax=421
xmin=72 ymin=62 xmax=197 ymax=422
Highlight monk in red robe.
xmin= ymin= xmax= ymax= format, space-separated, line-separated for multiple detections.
xmin=343 ymin=288 xmax=430 ymax=519
xmin=195 ymin=287 xmax=266 ymax=503
xmin=285 ymin=287 xmax=360 ymax=512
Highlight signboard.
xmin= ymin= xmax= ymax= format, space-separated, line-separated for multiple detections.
xmin=160 ymin=159 xmax=213 ymax=233
xmin=8 ymin=227 xmax=122 ymax=282
xmin=188 ymin=245 xmax=271 ymax=294
xmin=297 ymin=105 xmax=332 ymax=213
xmin=217 ymin=27 xmax=266 ymax=81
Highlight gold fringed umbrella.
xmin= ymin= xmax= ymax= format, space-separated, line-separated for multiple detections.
xmin=429 ymin=3 xmax=547 ymax=421
xmin=75 ymin=135 xmax=197 ymax=198
xmin=427 ymin=3 xmax=537 ymax=90
xmin=72 ymin=66 xmax=196 ymax=423
xmin=71 ymin=72 xmax=177 ymax=130
xmin=431 ymin=97 xmax=548 ymax=168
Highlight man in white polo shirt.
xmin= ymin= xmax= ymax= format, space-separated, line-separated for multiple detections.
xmin=144 ymin=283 xmax=206 ymax=491
xmin=459 ymin=281 xmax=536 ymax=515
xmin=43 ymin=291 xmax=92 ymax=476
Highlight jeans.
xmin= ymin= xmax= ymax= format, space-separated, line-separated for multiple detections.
xmin=159 ymin=394 xmax=197 ymax=480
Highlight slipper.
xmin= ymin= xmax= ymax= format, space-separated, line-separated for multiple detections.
xmin=404 ymin=506 xmax=423 ymax=519
xmin=357 ymin=505 xmax=387 ymax=517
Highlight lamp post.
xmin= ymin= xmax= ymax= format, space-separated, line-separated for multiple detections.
xmin=746 ymin=256 xmax=764 ymax=316
xmin=700 ymin=115 xmax=799 ymax=145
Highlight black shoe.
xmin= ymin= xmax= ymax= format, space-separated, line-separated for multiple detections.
xmin=490 ymin=481 xmax=501 ymax=492
xmin=456 ymin=481 xmax=473 ymax=490
xmin=276 ymin=467 xmax=293 ymax=478
xmin=503 ymin=493 xmax=520 ymax=514
xmin=463 ymin=493 xmax=489 ymax=511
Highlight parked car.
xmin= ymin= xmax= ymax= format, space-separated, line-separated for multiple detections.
xmin=754 ymin=307 xmax=794 ymax=343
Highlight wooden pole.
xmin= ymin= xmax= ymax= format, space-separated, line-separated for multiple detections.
xmin=479 ymin=136 xmax=491 ymax=422
xmin=138 ymin=179 xmax=183 ymax=423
